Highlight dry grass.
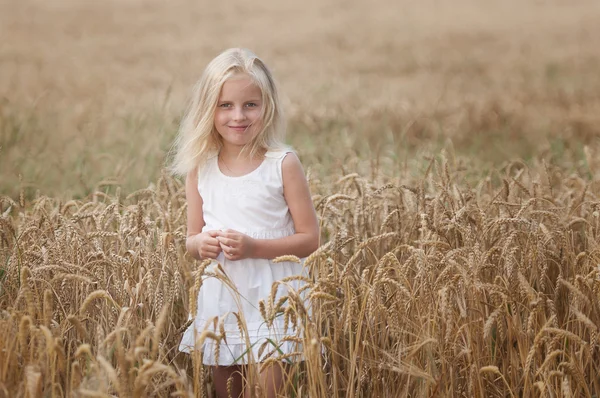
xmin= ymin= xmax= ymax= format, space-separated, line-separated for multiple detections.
xmin=2 ymin=148 xmax=600 ymax=396
xmin=2 ymin=0 xmax=600 ymax=396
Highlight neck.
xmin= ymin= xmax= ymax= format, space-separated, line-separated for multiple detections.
xmin=219 ymin=145 xmax=242 ymax=160
xmin=219 ymin=144 xmax=265 ymax=161
xmin=217 ymin=145 xmax=266 ymax=176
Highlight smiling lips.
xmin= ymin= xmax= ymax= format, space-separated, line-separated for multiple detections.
xmin=229 ymin=125 xmax=248 ymax=131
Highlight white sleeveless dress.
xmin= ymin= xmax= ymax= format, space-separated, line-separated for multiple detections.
xmin=178 ymin=150 xmax=307 ymax=365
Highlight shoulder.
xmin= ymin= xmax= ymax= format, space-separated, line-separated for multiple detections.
xmin=265 ymin=147 xmax=300 ymax=170
xmin=197 ymin=153 xmax=218 ymax=177
xmin=185 ymin=166 xmax=199 ymax=183
xmin=262 ymin=147 xmax=305 ymax=186
xmin=265 ymin=146 xmax=295 ymax=160
xmin=281 ymin=152 xmax=306 ymax=185
xmin=187 ymin=153 xmax=217 ymax=193
xmin=281 ymin=151 xmax=302 ymax=170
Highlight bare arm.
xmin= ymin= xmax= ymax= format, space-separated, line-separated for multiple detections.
xmin=217 ymin=153 xmax=319 ymax=260
xmin=185 ymin=168 xmax=222 ymax=260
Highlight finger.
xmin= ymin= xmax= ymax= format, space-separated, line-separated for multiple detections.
xmin=203 ymin=237 xmax=219 ymax=244
xmin=221 ymin=245 xmax=235 ymax=255
xmin=217 ymin=237 xmax=235 ymax=247
xmin=207 ymin=246 xmax=221 ymax=255
xmin=215 ymin=230 xmax=229 ymax=239
xmin=205 ymin=239 xmax=221 ymax=248
xmin=222 ymin=229 xmax=241 ymax=238
xmin=202 ymin=239 xmax=221 ymax=248
xmin=219 ymin=241 xmax=235 ymax=250
xmin=202 ymin=243 xmax=221 ymax=252
xmin=220 ymin=243 xmax=236 ymax=256
xmin=224 ymin=251 xmax=238 ymax=261
xmin=206 ymin=230 xmax=220 ymax=237
xmin=201 ymin=250 xmax=220 ymax=259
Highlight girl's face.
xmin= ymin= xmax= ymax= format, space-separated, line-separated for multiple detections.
xmin=214 ymin=74 xmax=263 ymax=151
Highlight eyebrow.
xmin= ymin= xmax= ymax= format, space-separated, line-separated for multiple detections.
xmin=217 ymin=98 xmax=262 ymax=103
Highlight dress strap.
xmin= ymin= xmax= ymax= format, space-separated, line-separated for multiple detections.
xmin=264 ymin=148 xmax=294 ymax=184
xmin=265 ymin=148 xmax=294 ymax=159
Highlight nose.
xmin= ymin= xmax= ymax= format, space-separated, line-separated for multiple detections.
xmin=232 ymin=107 xmax=246 ymax=122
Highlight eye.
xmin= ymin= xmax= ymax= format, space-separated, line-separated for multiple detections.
xmin=245 ymin=102 xmax=258 ymax=108
xmin=218 ymin=103 xmax=231 ymax=108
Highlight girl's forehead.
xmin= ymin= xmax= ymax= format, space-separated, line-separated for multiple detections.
xmin=219 ymin=75 xmax=261 ymax=98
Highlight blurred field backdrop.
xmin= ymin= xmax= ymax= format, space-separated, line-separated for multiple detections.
xmin=2 ymin=0 xmax=600 ymax=396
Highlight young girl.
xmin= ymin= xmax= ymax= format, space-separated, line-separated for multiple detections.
xmin=172 ymin=48 xmax=319 ymax=398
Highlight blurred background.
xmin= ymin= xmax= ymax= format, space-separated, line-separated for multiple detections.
xmin=1 ymin=0 xmax=600 ymax=198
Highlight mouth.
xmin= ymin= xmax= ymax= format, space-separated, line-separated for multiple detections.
xmin=229 ymin=125 xmax=249 ymax=131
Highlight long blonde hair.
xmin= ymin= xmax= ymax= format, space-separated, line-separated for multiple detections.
xmin=170 ymin=48 xmax=286 ymax=176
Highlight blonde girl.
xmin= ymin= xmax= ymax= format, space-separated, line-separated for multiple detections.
xmin=172 ymin=48 xmax=319 ymax=398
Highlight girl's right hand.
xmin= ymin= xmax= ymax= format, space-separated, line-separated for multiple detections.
xmin=191 ymin=230 xmax=222 ymax=259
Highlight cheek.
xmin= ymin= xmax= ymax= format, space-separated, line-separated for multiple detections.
xmin=214 ymin=112 xmax=227 ymax=126
xmin=249 ymin=110 xmax=263 ymax=124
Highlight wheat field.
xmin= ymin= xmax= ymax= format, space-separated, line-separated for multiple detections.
xmin=2 ymin=0 xmax=600 ymax=396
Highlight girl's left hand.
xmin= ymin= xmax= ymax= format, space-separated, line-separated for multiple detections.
xmin=216 ymin=229 xmax=256 ymax=261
